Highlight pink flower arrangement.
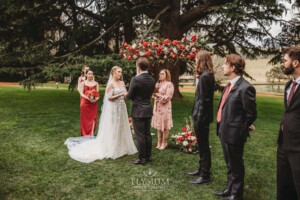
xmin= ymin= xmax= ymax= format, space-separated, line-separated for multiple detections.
xmin=119 ymin=35 xmax=202 ymax=64
xmin=171 ymin=117 xmax=198 ymax=153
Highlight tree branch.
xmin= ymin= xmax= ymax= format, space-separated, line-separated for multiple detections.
xmin=52 ymin=19 xmax=121 ymax=60
xmin=142 ymin=5 xmax=171 ymax=39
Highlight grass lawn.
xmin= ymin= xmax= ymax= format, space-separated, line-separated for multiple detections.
xmin=0 ymin=86 xmax=283 ymax=200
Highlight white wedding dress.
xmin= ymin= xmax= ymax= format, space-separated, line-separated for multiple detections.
xmin=65 ymin=81 xmax=138 ymax=163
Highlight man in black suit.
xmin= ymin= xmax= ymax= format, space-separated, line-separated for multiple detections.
xmin=126 ymin=57 xmax=155 ymax=165
xmin=277 ymin=45 xmax=300 ymax=200
xmin=187 ymin=51 xmax=215 ymax=185
xmin=214 ymin=54 xmax=257 ymax=200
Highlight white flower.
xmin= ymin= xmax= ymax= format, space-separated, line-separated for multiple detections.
xmin=132 ymin=43 xmax=137 ymax=49
xmin=190 ymin=136 xmax=196 ymax=140
xmin=192 ymin=47 xmax=196 ymax=52
xmin=183 ymin=141 xmax=188 ymax=146
xmin=140 ymin=51 xmax=145 ymax=56
xmin=133 ymin=55 xmax=138 ymax=59
xmin=173 ymin=47 xmax=178 ymax=54
xmin=163 ymin=47 xmax=169 ymax=53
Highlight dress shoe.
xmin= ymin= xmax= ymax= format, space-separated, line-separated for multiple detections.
xmin=213 ymin=189 xmax=231 ymax=197
xmin=131 ymin=159 xmax=147 ymax=165
xmin=189 ymin=176 xmax=211 ymax=185
xmin=222 ymin=195 xmax=243 ymax=200
xmin=186 ymin=170 xmax=201 ymax=176
xmin=158 ymin=143 xmax=168 ymax=150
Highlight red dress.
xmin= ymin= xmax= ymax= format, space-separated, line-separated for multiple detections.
xmin=80 ymin=84 xmax=98 ymax=136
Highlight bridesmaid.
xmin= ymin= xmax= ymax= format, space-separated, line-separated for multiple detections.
xmin=77 ymin=65 xmax=89 ymax=92
xmin=151 ymin=69 xmax=174 ymax=150
xmin=78 ymin=69 xmax=100 ymax=136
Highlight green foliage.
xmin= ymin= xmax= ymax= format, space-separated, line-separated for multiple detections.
xmin=19 ymin=54 xmax=136 ymax=91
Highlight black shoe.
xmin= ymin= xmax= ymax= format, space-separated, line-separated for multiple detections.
xmin=222 ymin=195 xmax=243 ymax=200
xmin=131 ymin=159 xmax=147 ymax=165
xmin=213 ymin=189 xmax=231 ymax=197
xmin=186 ymin=170 xmax=201 ymax=176
xmin=189 ymin=176 xmax=211 ymax=185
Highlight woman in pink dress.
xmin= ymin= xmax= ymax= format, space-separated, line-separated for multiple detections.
xmin=78 ymin=69 xmax=100 ymax=136
xmin=151 ymin=69 xmax=174 ymax=150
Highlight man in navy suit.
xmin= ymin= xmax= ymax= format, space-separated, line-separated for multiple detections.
xmin=213 ymin=54 xmax=257 ymax=200
xmin=277 ymin=45 xmax=300 ymax=200
xmin=126 ymin=57 xmax=155 ymax=165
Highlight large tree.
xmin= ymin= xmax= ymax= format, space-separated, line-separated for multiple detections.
xmin=0 ymin=0 xmax=293 ymax=97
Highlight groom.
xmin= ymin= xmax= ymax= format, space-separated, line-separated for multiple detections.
xmin=126 ymin=57 xmax=155 ymax=164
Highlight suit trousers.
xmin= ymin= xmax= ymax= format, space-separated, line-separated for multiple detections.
xmin=133 ymin=117 xmax=152 ymax=160
xmin=195 ymin=123 xmax=211 ymax=178
xmin=277 ymin=145 xmax=300 ymax=200
xmin=220 ymin=139 xmax=245 ymax=197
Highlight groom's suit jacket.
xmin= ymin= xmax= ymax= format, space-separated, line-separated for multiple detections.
xmin=126 ymin=73 xmax=155 ymax=118
xmin=278 ymin=79 xmax=300 ymax=152
xmin=217 ymin=76 xmax=257 ymax=144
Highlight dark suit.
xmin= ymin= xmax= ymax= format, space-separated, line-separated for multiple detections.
xmin=277 ymin=79 xmax=300 ymax=200
xmin=217 ymin=76 xmax=257 ymax=197
xmin=192 ymin=71 xmax=215 ymax=178
xmin=126 ymin=72 xmax=155 ymax=160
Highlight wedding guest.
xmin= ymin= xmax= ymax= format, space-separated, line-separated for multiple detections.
xmin=213 ymin=54 xmax=257 ymax=200
xmin=188 ymin=51 xmax=215 ymax=185
xmin=78 ymin=69 xmax=99 ymax=136
xmin=277 ymin=45 xmax=300 ymax=200
xmin=78 ymin=65 xmax=89 ymax=92
xmin=151 ymin=69 xmax=174 ymax=150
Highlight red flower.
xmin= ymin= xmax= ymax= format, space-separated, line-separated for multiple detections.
xmin=146 ymin=49 xmax=152 ymax=56
xmin=152 ymin=42 xmax=157 ymax=48
xmin=135 ymin=50 xmax=140 ymax=56
xmin=186 ymin=133 xmax=191 ymax=138
xmin=179 ymin=44 xmax=185 ymax=50
xmin=164 ymin=39 xmax=170 ymax=45
xmin=129 ymin=47 xmax=134 ymax=51
xmin=142 ymin=42 xmax=149 ymax=48
xmin=119 ymin=50 xmax=124 ymax=55
xmin=157 ymin=46 xmax=163 ymax=52
xmin=182 ymin=126 xmax=187 ymax=132
xmin=172 ymin=40 xmax=179 ymax=46
xmin=171 ymin=53 xmax=177 ymax=59
xmin=126 ymin=55 xmax=131 ymax=60
xmin=189 ymin=53 xmax=196 ymax=60
xmin=182 ymin=37 xmax=187 ymax=42
xmin=123 ymin=42 xmax=128 ymax=47
xmin=191 ymin=35 xmax=197 ymax=42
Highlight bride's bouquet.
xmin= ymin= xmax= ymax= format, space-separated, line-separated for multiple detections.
xmin=171 ymin=117 xmax=198 ymax=153
xmin=85 ymin=89 xmax=100 ymax=100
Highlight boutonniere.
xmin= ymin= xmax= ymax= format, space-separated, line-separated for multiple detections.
xmin=230 ymin=87 xmax=236 ymax=93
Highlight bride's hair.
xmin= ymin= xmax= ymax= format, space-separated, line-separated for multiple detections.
xmin=110 ymin=66 xmax=122 ymax=80
xmin=110 ymin=66 xmax=121 ymax=75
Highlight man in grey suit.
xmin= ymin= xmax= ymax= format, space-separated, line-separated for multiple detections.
xmin=277 ymin=45 xmax=300 ymax=200
xmin=126 ymin=57 xmax=155 ymax=165
xmin=213 ymin=54 xmax=257 ymax=200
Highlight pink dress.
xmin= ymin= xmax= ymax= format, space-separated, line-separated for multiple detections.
xmin=151 ymin=81 xmax=174 ymax=131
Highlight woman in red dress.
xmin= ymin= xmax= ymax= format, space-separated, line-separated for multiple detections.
xmin=78 ymin=70 xmax=100 ymax=136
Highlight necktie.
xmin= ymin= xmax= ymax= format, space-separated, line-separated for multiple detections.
xmin=217 ymin=82 xmax=231 ymax=123
xmin=288 ymin=81 xmax=298 ymax=106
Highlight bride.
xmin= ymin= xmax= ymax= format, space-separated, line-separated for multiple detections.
xmin=65 ymin=66 xmax=138 ymax=163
